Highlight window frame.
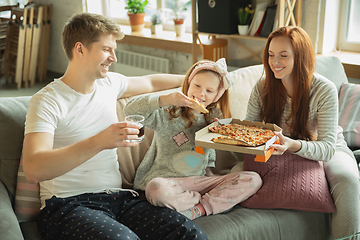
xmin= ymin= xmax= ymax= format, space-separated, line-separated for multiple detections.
xmin=338 ymin=0 xmax=360 ymax=52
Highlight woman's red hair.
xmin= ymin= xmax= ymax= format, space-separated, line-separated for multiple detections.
xmin=261 ymin=26 xmax=316 ymax=140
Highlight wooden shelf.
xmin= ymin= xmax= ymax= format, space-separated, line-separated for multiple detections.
xmin=195 ymin=31 xmax=268 ymax=41
xmin=191 ymin=0 xmax=303 ymax=64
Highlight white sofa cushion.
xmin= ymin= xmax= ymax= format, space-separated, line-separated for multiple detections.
xmin=227 ymin=64 xmax=264 ymax=120
xmin=338 ymin=82 xmax=360 ymax=148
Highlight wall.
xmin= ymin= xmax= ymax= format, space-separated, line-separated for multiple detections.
xmin=32 ymin=0 xmax=325 ymax=75
xmin=319 ymin=0 xmax=340 ymax=54
xmin=31 ymin=0 xmax=84 ymax=74
xmin=116 ymin=44 xmax=192 ymax=75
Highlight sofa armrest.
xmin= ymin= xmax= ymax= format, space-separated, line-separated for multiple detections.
xmin=0 ymin=181 xmax=24 ymax=240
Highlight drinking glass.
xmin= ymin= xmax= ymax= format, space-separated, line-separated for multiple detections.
xmin=124 ymin=115 xmax=145 ymax=143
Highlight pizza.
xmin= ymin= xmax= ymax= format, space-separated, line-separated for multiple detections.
xmin=189 ymin=97 xmax=209 ymax=113
xmin=209 ymin=123 xmax=275 ymax=147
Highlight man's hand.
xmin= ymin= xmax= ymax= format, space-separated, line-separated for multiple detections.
xmin=94 ymin=121 xmax=141 ymax=149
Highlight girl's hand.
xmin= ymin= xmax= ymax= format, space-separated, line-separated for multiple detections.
xmin=270 ymin=131 xmax=302 ymax=155
xmin=159 ymin=91 xmax=193 ymax=108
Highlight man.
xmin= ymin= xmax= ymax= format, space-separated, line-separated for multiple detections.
xmin=22 ymin=12 xmax=207 ymax=240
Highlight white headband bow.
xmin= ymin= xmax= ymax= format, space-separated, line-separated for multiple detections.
xmin=188 ymin=58 xmax=235 ymax=102
xmin=214 ymin=58 xmax=234 ymax=90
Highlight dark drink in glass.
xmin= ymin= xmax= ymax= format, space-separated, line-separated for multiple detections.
xmin=125 ymin=115 xmax=145 ymax=143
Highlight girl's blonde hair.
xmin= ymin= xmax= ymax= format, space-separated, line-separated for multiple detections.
xmin=167 ymin=60 xmax=232 ymax=129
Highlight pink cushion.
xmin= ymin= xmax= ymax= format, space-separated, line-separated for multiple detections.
xmin=241 ymin=151 xmax=336 ymax=213
xmin=14 ymin=158 xmax=41 ymax=222
xmin=338 ymin=83 xmax=360 ymax=147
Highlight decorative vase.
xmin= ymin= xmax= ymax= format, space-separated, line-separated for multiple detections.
xmin=174 ymin=19 xmax=185 ymax=37
xmin=238 ymin=25 xmax=249 ymax=35
xmin=128 ymin=12 xmax=145 ymax=32
xmin=151 ymin=24 xmax=163 ymax=35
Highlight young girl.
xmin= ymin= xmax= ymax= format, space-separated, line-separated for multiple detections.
xmin=124 ymin=58 xmax=262 ymax=220
xmin=246 ymin=26 xmax=360 ymax=239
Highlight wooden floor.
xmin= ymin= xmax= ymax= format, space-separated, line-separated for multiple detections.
xmin=0 ymin=71 xmax=61 ymax=97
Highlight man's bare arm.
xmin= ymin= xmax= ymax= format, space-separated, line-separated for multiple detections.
xmin=22 ymin=122 xmax=140 ymax=184
xmin=122 ymin=74 xmax=184 ymax=99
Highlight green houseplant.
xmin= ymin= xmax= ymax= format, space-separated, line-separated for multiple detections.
xmin=166 ymin=0 xmax=191 ymax=21
xmin=151 ymin=12 xmax=162 ymax=25
xmin=166 ymin=0 xmax=191 ymax=36
xmin=125 ymin=0 xmax=149 ymax=31
xmin=125 ymin=0 xmax=148 ymax=14
xmin=150 ymin=12 xmax=163 ymax=34
xmin=238 ymin=4 xmax=254 ymax=25
xmin=237 ymin=4 xmax=254 ymax=35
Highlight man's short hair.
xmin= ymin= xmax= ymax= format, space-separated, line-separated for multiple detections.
xmin=62 ymin=12 xmax=124 ymax=60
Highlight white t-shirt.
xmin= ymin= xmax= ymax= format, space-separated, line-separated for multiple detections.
xmin=25 ymin=72 xmax=128 ymax=208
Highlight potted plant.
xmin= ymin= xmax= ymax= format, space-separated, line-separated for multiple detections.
xmin=166 ymin=0 xmax=191 ymax=36
xmin=150 ymin=12 xmax=163 ymax=34
xmin=125 ymin=0 xmax=149 ymax=32
xmin=237 ymin=4 xmax=254 ymax=35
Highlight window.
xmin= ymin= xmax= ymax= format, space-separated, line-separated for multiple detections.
xmin=338 ymin=0 xmax=360 ymax=52
xmin=85 ymin=0 xmax=192 ymax=32
xmin=0 ymin=0 xmax=27 ymax=18
xmin=0 ymin=0 xmax=26 ymax=6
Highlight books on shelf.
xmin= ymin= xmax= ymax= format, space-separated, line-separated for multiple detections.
xmin=254 ymin=12 xmax=266 ymax=36
xmin=272 ymin=5 xmax=279 ymax=32
xmin=260 ymin=5 xmax=278 ymax=37
xmin=247 ymin=2 xmax=268 ymax=36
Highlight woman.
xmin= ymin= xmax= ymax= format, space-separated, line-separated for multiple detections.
xmin=246 ymin=26 xmax=360 ymax=239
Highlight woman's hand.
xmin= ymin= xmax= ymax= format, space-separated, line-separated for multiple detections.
xmin=270 ymin=131 xmax=302 ymax=155
xmin=159 ymin=91 xmax=193 ymax=108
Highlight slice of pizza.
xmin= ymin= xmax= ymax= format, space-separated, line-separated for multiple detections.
xmin=211 ymin=136 xmax=256 ymax=147
xmin=190 ymin=98 xmax=209 ymax=113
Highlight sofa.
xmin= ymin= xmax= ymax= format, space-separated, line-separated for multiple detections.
xmin=1 ymin=55 xmax=359 ymax=240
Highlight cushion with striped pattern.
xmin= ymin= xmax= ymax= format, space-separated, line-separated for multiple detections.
xmin=14 ymin=158 xmax=41 ymax=222
xmin=241 ymin=151 xmax=336 ymax=213
xmin=339 ymin=83 xmax=360 ymax=148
